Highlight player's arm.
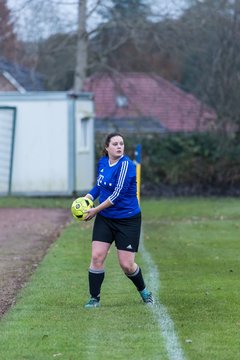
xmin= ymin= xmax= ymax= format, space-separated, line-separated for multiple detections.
xmin=84 ymin=158 xmax=103 ymax=201
xmin=85 ymin=185 xmax=100 ymax=201
xmin=84 ymin=198 xmax=113 ymax=221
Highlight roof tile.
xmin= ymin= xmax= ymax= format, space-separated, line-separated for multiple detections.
xmin=84 ymin=73 xmax=216 ymax=132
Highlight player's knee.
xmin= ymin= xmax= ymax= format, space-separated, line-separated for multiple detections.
xmin=119 ymin=260 xmax=135 ymax=274
xmin=91 ymin=252 xmax=105 ymax=267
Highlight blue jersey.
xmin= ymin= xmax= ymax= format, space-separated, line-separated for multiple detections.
xmin=88 ymin=155 xmax=141 ymax=219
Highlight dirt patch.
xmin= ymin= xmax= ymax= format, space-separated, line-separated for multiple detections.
xmin=0 ymin=208 xmax=71 ymax=317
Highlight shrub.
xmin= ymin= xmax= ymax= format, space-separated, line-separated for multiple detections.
xmin=95 ymin=132 xmax=240 ymax=196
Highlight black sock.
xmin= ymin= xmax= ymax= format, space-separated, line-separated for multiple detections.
xmin=125 ymin=266 xmax=145 ymax=292
xmin=88 ymin=268 xmax=105 ymax=301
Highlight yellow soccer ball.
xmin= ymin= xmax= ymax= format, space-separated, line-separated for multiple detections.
xmin=71 ymin=197 xmax=94 ymax=221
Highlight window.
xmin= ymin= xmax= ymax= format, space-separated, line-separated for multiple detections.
xmin=79 ymin=117 xmax=89 ymax=150
xmin=116 ymin=95 xmax=128 ymax=108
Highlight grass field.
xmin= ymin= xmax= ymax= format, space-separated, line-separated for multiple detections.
xmin=0 ymin=197 xmax=240 ymax=360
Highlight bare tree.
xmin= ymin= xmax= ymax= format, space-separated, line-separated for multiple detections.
xmin=0 ymin=0 xmax=20 ymax=60
xmin=173 ymin=0 xmax=240 ymax=133
xmin=7 ymin=0 xmax=189 ymax=90
xmin=74 ymin=0 xmax=88 ymax=92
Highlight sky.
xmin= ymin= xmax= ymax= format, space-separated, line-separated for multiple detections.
xmin=7 ymin=0 xmax=189 ymax=41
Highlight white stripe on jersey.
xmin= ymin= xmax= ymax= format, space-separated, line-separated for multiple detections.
xmin=109 ymin=161 xmax=128 ymax=203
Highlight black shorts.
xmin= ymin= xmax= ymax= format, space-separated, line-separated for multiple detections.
xmin=92 ymin=213 xmax=141 ymax=252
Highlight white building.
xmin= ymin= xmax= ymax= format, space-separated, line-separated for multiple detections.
xmin=0 ymin=92 xmax=95 ymax=196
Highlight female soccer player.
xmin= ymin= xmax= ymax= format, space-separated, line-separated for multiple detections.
xmin=84 ymin=133 xmax=153 ymax=308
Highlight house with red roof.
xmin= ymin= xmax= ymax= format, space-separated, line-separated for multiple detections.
xmin=84 ymin=72 xmax=216 ymax=133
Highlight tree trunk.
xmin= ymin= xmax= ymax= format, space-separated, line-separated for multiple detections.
xmin=74 ymin=0 xmax=88 ymax=92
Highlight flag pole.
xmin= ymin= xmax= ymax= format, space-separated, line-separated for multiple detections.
xmin=135 ymin=144 xmax=142 ymax=203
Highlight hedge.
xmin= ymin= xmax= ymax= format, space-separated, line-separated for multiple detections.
xmin=95 ymin=133 xmax=240 ymax=196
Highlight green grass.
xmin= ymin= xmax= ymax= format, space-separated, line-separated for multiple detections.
xmin=0 ymin=197 xmax=240 ymax=359
xmin=141 ymin=198 xmax=240 ymax=360
xmin=0 ymin=196 xmax=72 ymax=208
xmin=0 ymin=198 xmax=168 ymax=360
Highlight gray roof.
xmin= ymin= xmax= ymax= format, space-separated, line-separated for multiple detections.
xmin=0 ymin=58 xmax=44 ymax=91
xmin=95 ymin=117 xmax=167 ymax=134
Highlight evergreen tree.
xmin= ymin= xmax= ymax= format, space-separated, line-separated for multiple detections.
xmin=102 ymin=0 xmax=149 ymax=21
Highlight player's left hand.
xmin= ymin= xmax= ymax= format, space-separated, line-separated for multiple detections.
xmin=84 ymin=207 xmax=97 ymax=221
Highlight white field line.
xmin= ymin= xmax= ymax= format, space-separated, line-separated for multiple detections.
xmin=140 ymin=230 xmax=186 ymax=360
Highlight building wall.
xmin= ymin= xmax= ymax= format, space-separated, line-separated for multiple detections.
xmin=0 ymin=93 xmax=94 ymax=196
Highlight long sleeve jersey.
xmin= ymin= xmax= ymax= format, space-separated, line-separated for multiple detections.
xmin=88 ymin=155 xmax=141 ymax=219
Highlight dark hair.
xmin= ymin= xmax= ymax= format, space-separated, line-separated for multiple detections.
xmin=102 ymin=132 xmax=124 ymax=156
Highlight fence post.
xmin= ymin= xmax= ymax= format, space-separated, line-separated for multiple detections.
xmin=135 ymin=144 xmax=142 ymax=203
